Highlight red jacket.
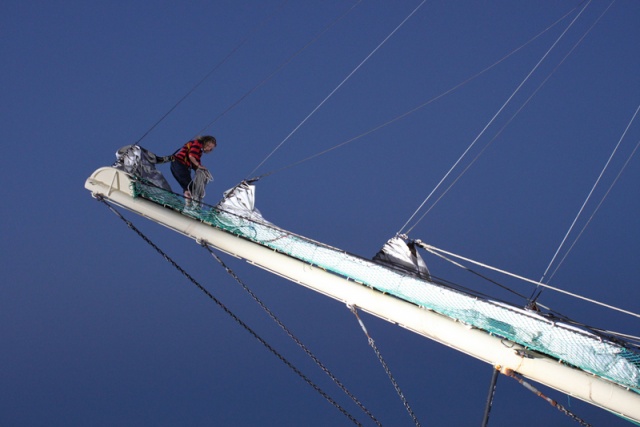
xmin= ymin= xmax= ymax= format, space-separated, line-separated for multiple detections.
xmin=174 ymin=139 xmax=203 ymax=170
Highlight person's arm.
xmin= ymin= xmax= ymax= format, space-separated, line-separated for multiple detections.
xmin=188 ymin=141 xmax=208 ymax=170
xmin=188 ymin=154 xmax=206 ymax=170
xmin=156 ymin=155 xmax=174 ymax=164
xmin=189 ymin=154 xmax=206 ymax=170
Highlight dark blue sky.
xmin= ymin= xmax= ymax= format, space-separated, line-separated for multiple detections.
xmin=2 ymin=1 xmax=639 ymax=426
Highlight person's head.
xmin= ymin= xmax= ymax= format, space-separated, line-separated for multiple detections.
xmin=199 ymin=135 xmax=217 ymax=153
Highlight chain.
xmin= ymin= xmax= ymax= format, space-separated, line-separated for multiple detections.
xmin=202 ymin=243 xmax=383 ymax=426
xmin=349 ymin=305 xmax=422 ymax=427
xmin=500 ymin=367 xmax=592 ymax=426
xmin=96 ymin=196 xmax=363 ymax=426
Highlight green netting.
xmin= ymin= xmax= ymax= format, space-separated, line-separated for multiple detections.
xmin=132 ymin=181 xmax=640 ymax=392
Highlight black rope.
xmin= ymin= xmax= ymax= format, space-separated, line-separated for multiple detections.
xmin=349 ymin=305 xmax=422 ymax=427
xmin=480 ymin=366 xmax=500 ymax=427
xmin=96 ymin=196 xmax=363 ymax=426
xmin=201 ymin=243 xmax=384 ymax=427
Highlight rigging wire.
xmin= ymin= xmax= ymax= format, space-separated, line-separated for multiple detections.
xmin=200 ymin=243 xmax=384 ymax=427
xmin=247 ymin=0 xmax=429 ymax=179
xmin=195 ymin=0 xmax=364 ymax=137
xmin=96 ymin=197 xmax=365 ymax=426
xmin=546 ymin=136 xmax=640 ymax=284
xmin=401 ymin=0 xmax=613 ymax=233
xmin=349 ymin=305 xmax=422 ymax=427
xmin=134 ymin=0 xmax=289 ymax=145
xmin=398 ymin=0 xmax=593 ymax=236
xmin=593 ymin=328 xmax=640 ymax=344
xmin=419 ymin=243 xmax=640 ymax=320
xmin=538 ymin=103 xmax=640 ymax=287
xmin=251 ymin=1 xmax=587 ymax=181
xmin=414 ymin=240 xmax=530 ymax=300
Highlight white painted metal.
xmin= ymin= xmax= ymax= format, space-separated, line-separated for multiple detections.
xmin=85 ymin=167 xmax=640 ymax=423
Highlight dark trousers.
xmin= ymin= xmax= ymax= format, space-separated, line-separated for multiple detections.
xmin=170 ymin=161 xmax=193 ymax=193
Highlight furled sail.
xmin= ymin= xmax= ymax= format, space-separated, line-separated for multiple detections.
xmin=130 ymin=173 xmax=640 ymax=393
xmin=373 ymin=236 xmax=431 ymax=280
xmin=113 ymin=144 xmax=172 ymax=191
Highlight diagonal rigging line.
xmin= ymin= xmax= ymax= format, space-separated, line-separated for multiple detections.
xmin=404 ymin=0 xmax=612 ymax=234
xmin=201 ymin=243 xmax=384 ymax=427
xmin=197 ymin=0 xmax=364 ymax=138
xmin=253 ymin=0 xmax=586 ymax=181
xmin=541 ymin=103 xmax=640 ymax=284
xmin=96 ymin=197 xmax=364 ymax=427
xmin=134 ymin=0 xmax=289 ymax=145
xmin=546 ymin=138 xmax=640 ymax=285
xmin=247 ymin=0 xmax=429 ymax=179
xmin=420 ymin=243 xmax=640 ymax=319
xmin=398 ymin=0 xmax=593 ymax=235
xmin=416 ymin=242 xmax=530 ymax=300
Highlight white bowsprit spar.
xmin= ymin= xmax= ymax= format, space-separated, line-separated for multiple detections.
xmin=85 ymin=166 xmax=640 ymax=424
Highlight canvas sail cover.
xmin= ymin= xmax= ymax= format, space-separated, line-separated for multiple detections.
xmin=373 ymin=236 xmax=431 ymax=280
xmin=127 ymin=175 xmax=640 ymax=392
xmin=113 ymin=145 xmax=172 ymax=191
xmin=216 ymin=181 xmax=271 ymax=224
xmin=218 ymin=184 xmax=431 ymax=280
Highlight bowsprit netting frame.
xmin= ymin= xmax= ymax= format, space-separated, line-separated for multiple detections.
xmin=132 ymin=179 xmax=640 ymax=392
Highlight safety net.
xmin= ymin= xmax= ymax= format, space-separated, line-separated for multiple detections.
xmin=131 ymin=179 xmax=640 ymax=392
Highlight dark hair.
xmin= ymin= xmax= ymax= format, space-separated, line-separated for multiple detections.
xmin=199 ymin=135 xmax=217 ymax=146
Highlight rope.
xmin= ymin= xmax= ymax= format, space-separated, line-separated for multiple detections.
xmin=398 ymin=0 xmax=593 ymax=235
xmin=349 ymin=305 xmax=422 ymax=427
xmin=414 ymin=241 xmax=529 ymax=300
xmin=197 ymin=0 xmax=364 ymax=138
xmin=539 ymin=102 xmax=640 ymax=286
xmin=96 ymin=196 xmax=364 ymax=426
xmin=247 ymin=0 xmax=429 ymax=179
xmin=201 ymin=243 xmax=384 ymax=427
xmin=419 ymin=243 xmax=640 ymax=320
xmin=500 ymin=367 xmax=592 ymax=427
xmin=252 ymin=1 xmax=587 ymax=182
xmin=190 ymin=168 xmax=214 ymax=204
xmin=134 ymin=0 xmax=289 ymax=145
